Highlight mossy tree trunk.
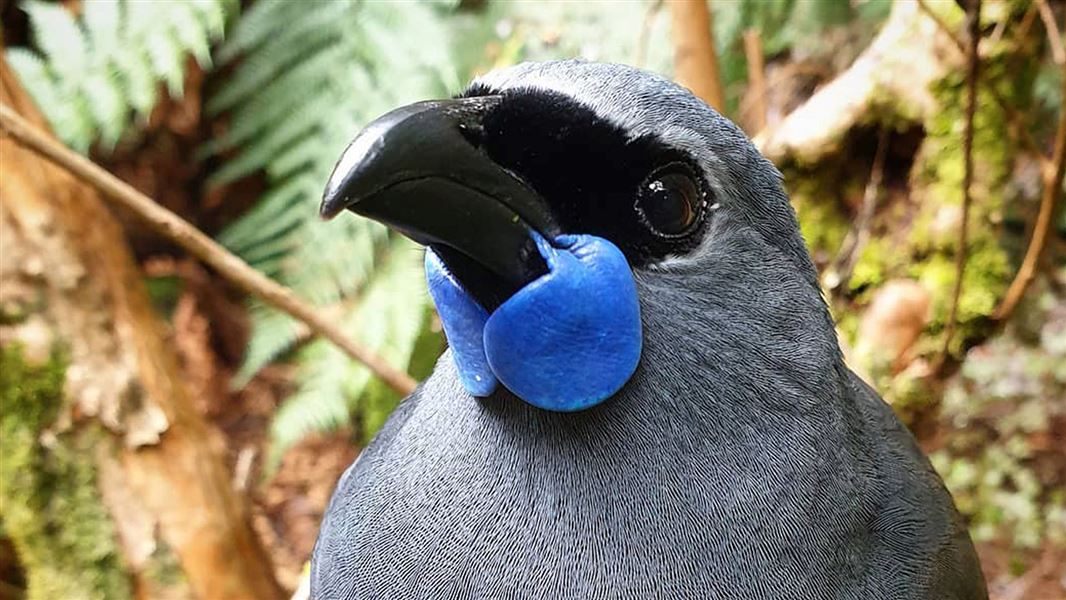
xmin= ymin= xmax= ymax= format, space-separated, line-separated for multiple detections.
xmin=0 ymin=59 xmax=283 ymax=600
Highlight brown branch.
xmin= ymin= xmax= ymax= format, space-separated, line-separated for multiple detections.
xmin=988 ymin=11 xmax=1008 ymax=46
xmin=993 ymin=60 xmax=1066 ymax=321
xmin=667 ymin=0 xmax=725 ymax=112
xmin=916 ymin=0 xmax=1053 ymax=175
xmin=743 ymin=27 xmax=767 ymax=133
xmin=828 ymin=126 xmax=890 ymax=299
xmin=634 ymin=0 xmax=664 ymax=69
xmin=1016 ymin=0 xmax=1040 ymax=42
xmin=937 ymin=0 xmax=982 ymax=371
xmin=1037 ymin=0 xmax=1065 ymax=65
xmin=0 ymin=103 xmax=419 ymax=396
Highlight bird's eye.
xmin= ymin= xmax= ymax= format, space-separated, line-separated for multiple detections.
xmin=635 ymin=163 xmax=705 ymax=237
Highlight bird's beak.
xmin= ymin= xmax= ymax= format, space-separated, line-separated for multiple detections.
xmin=320 ymin=96 xmax=557 ymax=310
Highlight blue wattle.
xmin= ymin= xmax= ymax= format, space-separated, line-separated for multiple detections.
xmin=425 ymin=251 xmax=498 ymax=396
xmin=426 ymin=233 xmax=642 ymax=412
xmin=484 ymin=234 xmax=643 ymax=411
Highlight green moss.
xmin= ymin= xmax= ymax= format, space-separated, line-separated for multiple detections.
xmin=851 ymin=47 xmax=1027 ymax=364
xmin=848 ymin=237 xmax=891 ymax=292
xmin=788 ymin=175 xmax=851 ymax=264
xmin=141 ymin=539 xmax=192 ymax=596
xmin=910 ymin=58 xmax=1021 ymax=353
xmin=0 ymin=345 xmax=133 ymax=600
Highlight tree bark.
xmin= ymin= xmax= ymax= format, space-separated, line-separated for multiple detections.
xmin=0 ymin=58 xmax=283 ymax=600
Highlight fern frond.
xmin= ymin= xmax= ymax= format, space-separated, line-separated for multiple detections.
xmin=208 ymin=89 xmax=338 ymax=185
xmin=218 ymin=176 xmax=317 ymax=250
xmin=233 ymin=303 xmax=303 ymax=388
xmin=265 ymin=240 xmax=429 ymax=469
xmin=211 ymin=1 xmax=456 ymax=417
xmin=7 ymin=0 xmax=232 ymax=152
xmin=169 ymin=2 xmax=215 ymax=69
xmin=215 ymin=0 xmax=305 ymax=63
xmin=219 ymin=0 xmax=704 ymax=463
xmin=213 ymin=0 xmax=677 ymax=460
xmin=190 ymin=0 xmax=231 ymax=40
xmin=23 ymin=1 xmax=88 ymax=83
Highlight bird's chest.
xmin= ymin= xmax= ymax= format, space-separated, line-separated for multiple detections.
xmin=326 ymin=390 xmax=877 ymax=598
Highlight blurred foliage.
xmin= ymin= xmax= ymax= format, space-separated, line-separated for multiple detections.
xmin=713 ymin=0 xmax=890 ymax=113
xmin=6 ymin=0 xmax=235 ymax=151
xmin=6 ymin=4 xmax=1064 ymax=578
xmin=206 ymin=0 xmax=460 ymax=467
xmin=933 ymin=273 xmax=1066 ymax=552
xmin=824 ymin=0 xmax=1047 ymax=390
xmin=473 ymin=0 xmax=673 ymax=74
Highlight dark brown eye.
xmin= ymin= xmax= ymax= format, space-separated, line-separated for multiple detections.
xmin=635 ymin=164 xmax=705 ymax=237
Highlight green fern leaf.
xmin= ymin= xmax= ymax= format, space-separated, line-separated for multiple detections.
xmin=265 ymin=240 xmax=428 ymax=469
xmin=22 ymin=1 xmax=88 ymax=84
xmin=169 ymin=2 xmax=214 ymax=69
xmin=234 ymin=303 xmax=304 ymax=388
xmin=190 ymin=0 xmax=230 ymax=40
xmin=7 ymin=0 xmax=232 ymax=152
xmin=112 ymin=45 xmax=159 ymax=120
xmin=210 ymin=0 xmax=684 ymax=461
xmin=218 ymin=175 xmax=317 ymax=250
xmin=80 ymin=70 xmax=127 ymax=150
xmin=215 ymin=0 xmax=305 ymax=62
xmin=82 ymin=1 xmax=122 ymax=61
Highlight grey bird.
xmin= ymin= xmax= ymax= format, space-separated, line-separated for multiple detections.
xmin=312 ymin=60 xmax=987 ymax=599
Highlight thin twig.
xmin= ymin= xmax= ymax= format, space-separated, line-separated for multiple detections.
xmin=828 ymin=126 xmax=890 ymax=299
xmin=232 ymin=446 xmax=257 ymax=492
xmin=988 ymin=13 xmax=1008 ymax=47
xmin=937 ymin=0 xmax=982 ymax=371
xmin=993 ymin=60 xmax=1066 ymax=321
xmin=916 ymin=0 xmax=1053 ymax=176
xmin=743 ymin=28 xmax=768 ymax=133
xmin=1016 ymin=1 xmax=1040 ymax=42
xmin=1037 ymin=0 xmax=1065 ymax=65
xmin=0 ymin=103 xmax=419 ymax=396
xmin=634 ymin=0 xmax=663 ymax=69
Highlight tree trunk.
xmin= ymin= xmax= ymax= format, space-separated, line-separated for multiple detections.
xmin=0 ymin=59 xmax=283 ymax=600
xmin=667 ymin=0 xmax=724 ymax=112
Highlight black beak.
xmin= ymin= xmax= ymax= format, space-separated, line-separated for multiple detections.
xmin=320 ymin=96 xmax=555 ymax=310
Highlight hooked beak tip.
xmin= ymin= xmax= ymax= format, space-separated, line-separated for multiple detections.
xmin=318 ymin=95 xmax=556 ymax=309
xmin=319 ymin=198 xmax=341 ymax=220
xmin=319 ymin=168 xmax=354 ymax=219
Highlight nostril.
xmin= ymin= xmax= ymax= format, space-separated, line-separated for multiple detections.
xmin=456 ymin=120 xmax=486 ymax=148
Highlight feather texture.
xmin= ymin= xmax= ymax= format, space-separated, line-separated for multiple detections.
xmin=312 ymin=61 xmax=986 ymax=599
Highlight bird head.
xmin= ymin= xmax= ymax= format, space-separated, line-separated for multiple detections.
xmin=321 ymin=60 xmax=840 ymax=413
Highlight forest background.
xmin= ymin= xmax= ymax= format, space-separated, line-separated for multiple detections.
xmin=0 ymin=0 xmax=1064 ymax=598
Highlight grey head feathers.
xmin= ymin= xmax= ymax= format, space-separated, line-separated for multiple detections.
xmin=473 ymin=60 xmax=819 ymax=289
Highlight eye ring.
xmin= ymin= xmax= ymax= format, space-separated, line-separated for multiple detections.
xmin=634 ymin=162 xmax=708 ymax=238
